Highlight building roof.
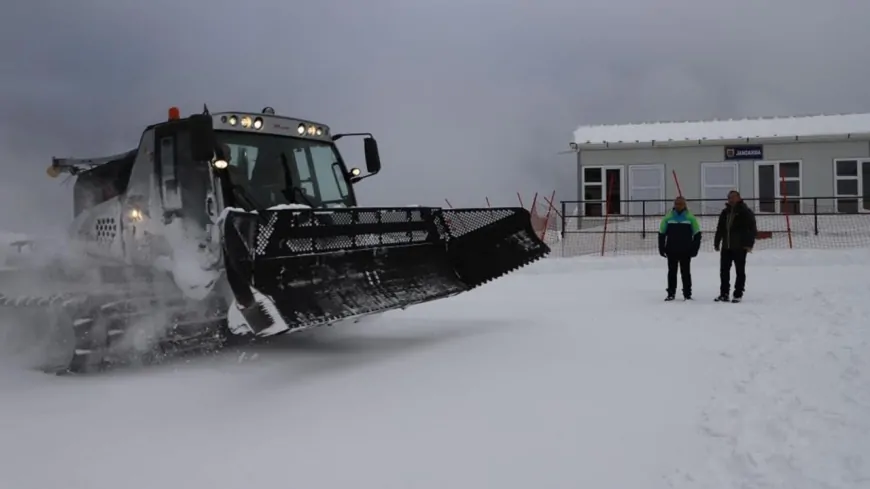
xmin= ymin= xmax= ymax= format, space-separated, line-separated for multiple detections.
xmin=572 ymin=112 xmax=870 ymax=148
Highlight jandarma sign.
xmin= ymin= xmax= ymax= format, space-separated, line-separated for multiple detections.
xmin=724 ymin=145 xmax=763 ymax=160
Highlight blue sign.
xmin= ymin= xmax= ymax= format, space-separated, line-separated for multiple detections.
xmin=724 ymin=145 xmax=763 ymax=160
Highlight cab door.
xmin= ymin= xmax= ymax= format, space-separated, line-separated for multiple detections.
xmin=154 ymin=122 xmax=219 ymax=225
xmin=153 ymin=120 xmax=223 ymax=273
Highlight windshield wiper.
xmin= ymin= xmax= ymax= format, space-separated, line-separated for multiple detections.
xmin=230 ymin=184 xmax=272 ymax=225
xmin=215 ymin=167 xmax=268 ymax=222
xmin=279 ymin=152 xmax=315 ymax=207
xmin=232 ymin=184 xmax=265 ymax=213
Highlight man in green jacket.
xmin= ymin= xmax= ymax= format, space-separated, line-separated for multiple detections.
xmin=658 ymin=196 xmax=702 ymax=301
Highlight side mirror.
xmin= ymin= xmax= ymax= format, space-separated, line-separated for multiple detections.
xmin=189 ymin=114 xmax=216 ymax=161
xmin=363 ymin=137 xmax=381 ymax=174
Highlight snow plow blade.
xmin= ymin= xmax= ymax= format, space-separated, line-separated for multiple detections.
xmin=222 ymin=206 xmax=549 ymax=335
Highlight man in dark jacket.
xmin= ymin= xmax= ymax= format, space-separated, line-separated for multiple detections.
xmin=713 ymin=190 xmax=757 ymax=303
xmin=658 ymin=196 xmax=702 ymax=301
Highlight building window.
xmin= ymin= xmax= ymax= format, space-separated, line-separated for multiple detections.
xmin=834 ymin=158 xmax=870 ymax=213
xmin=627 ymin=164 xmax=665 ymax=216
xmin=581 ymin=166 xmax=622 ymax=216
xmin=700 ymin=162 xmax=739 ymax=215
xmin=755 ymin=160 xmax=801 ymax=214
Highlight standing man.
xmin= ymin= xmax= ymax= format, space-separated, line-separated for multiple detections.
xmin=713 ymin=190 xmax=757 ymax=303
xmin=658 ymin=196 xmax=702 ymax=301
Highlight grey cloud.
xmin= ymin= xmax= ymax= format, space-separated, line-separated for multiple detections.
xmin=2 ymin=0 xmax=870 ymax=232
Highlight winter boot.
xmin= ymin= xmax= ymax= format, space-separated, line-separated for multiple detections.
xmin=714 ymin=293 xmax=730 ymax=302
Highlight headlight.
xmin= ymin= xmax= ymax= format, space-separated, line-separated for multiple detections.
xmin=228 ymin=116 xmax=238 ymax=126
xmin=315 ymin=127 xmax=323 ymax=136
xmin=297 ymin=123 xmax=306 ymax=135
xmin=307 ymin=125 xmax=316 ymax=135
xmin=240 ymin=116 xmax=252 ymax=128
xmin=253 ymin=117 xmax=263 ymax=130
xmin=350 ymin=167 xmax=361 ymax=176
xmin=213 ymin=159 xmax=229 ymax=169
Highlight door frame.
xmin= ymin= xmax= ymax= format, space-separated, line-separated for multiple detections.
xmin=832 ymin=158 xmax=870 ymax=213
xmin=580 ymin=165 xmax=626 ymax=215
xmin=754 ymin=160 xmax=803 ymax=214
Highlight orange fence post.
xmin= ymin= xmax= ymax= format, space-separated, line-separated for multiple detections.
xmin=540 ymin=190 xmax=556 ymax=241
xmin=780 ymin=175 xmax=793 ymax=249
xmin=542 ymin=194 xmax=564 ymax=220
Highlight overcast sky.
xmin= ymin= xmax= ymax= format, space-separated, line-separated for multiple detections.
xmin=2 ymin=0 xmax=870 ymax=233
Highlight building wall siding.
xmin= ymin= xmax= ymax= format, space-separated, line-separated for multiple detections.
xmin=576 ymin=140 xmax=870 ymax=207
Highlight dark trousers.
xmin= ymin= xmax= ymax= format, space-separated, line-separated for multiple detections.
xmin=667 ymin=255 xmax=692 ymax=296
xmin=720 ymin=249 xmax=748 ymax=297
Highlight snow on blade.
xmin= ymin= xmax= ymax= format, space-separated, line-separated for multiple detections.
xmin=226 ymin=298 xmax=253 ymax=335
xmin=220 ymin=204 xmax=313 ymax=217
xmin=266 ymin=203 xmax=312 ymax=210
xmin=215 ymin=206 xmax=247 ymax=224
xmin=0 ymin=249 xmax=868 ymax=488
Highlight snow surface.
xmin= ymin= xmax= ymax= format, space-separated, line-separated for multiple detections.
xmin=573 ymin=112 xmax=870 ymax=145
xmin=1 ymin=249 xmax=869 ymax=488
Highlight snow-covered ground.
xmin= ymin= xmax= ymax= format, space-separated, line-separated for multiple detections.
xmin=1 ymin=249 xmax=869 ymax=488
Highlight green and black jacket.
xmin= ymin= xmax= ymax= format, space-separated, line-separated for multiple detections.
xmin=658 ymin=208 xmax=702 ymax=257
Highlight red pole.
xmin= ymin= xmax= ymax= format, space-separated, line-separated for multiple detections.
xmin=780 ymin=175 xmax=793 ymax=249
xmin=542 ymin=194 xmax=564 ymax=219
xmin=485 ymin=196 xmax=491 ymax=208
xmin=540 ymin=190 xmax=556 ymax=241
xmin=672 ymin=170 xmax=683 ymax=197
xmin=444 ymin=198 xmax=453 ymax=208
xmin=530 ymin=192 xmax=538 ymax=215
xmin=600 ymin=173 xmax=616 ymax=256
xmin=517 ymin=192 xmax=525 ymax=209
